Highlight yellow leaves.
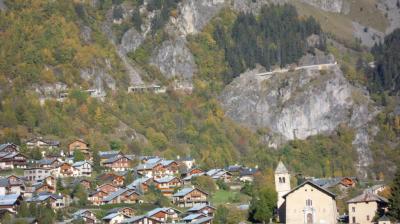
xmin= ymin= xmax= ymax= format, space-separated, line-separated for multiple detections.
xmin=41 ymin=67 xmax=56 ymax=83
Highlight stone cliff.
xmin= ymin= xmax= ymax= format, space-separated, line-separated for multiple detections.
xmin=219 ymin=63 xmax=376 ymax=177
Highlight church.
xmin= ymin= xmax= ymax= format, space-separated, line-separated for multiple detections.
xmin=275 ymin=162 xmax=338 ymax=224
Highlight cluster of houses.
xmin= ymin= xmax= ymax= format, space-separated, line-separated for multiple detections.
xmin=274 ymin=161 xmax=396 ymax=224
xmin=0 ymin=139 xmax=261 ymax=224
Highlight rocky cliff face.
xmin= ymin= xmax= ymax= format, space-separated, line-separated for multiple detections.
xmin=298 ymin=0 xmax=344 ymax=13
xmin=219 ymin=63 xmax=376 ymax=177
xmin=150 ymin=37 xmax=197 ymax=79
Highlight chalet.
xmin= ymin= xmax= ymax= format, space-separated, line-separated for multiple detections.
xmin=121 ymin=215 xmax=162 ymax=224
xmin=146 ymin=207 xmax=181 ymax=223
xmin=160 ymin=160 xmax=179 ymax=176
xmin=0 ymin=152 xmax=27 ymax=169
xmin=25 ymin=137 xmax=60 ymax=149
xmin=226 ymin=165 xmax=244 ymax=176
xmin=97 ymin=173 xmax=125 ymax=187
xmin=182 ymin=173 xmax=205 ymax=185
xmin=53 ymin=162 xmax=79 ymax=177
xmin=97 ymin=183 xmax=119 ymax=194
xmin=27 ymin=192 xmax=68 ymax=209
xmin=73 ymin=209 xmax=99 ymax=224
xmin=107 ymin=207 xmax=135 ymax=217
xmin=103 ymin=188 xmax=141 ymax=204
xmin=36 ymin=158 xmax=60 ymax=168
xmin=0 ymin=194 xmax=23 ymax=212
xmin=191 ymin=216 xmax=213 ymax=224
xmin=0 ymin=176 xmax=25 ymax=195
xmin=136 ymin=162 xmax=164 ymax=178
xmin=205 ymin=169 xmax=233 ymax=183
xmin=71 ymin=178 xmax=91 ymax=189
xmin=182 ymin=213 xmax=207 ymax=223
xmin=24 ymin=167 xmax=53 ymax=182
xmin=68 ymin=139 xmax=90 ymax=156
xmin=186 ymin=204 xmax=216 ymax=216
xmin=182 ymin=168 xmax=204 ymax=178
xmin=172 ymin=187 xmax=209 ymax=208
xmin=126 ymin=177 xmax=152 ymax=193
xmin=33 ymin=182 xmax=56 ymax=194
xmin=178 ymin=156 xmax=195 ymax=169
xmin=348 ymin=191 xmax=388 ymax=224
xmin=102 ymin=155 xmax=132 ymax=172
xmin=103 ymin=212 xmax=129 ymax=224
xmin=0 ymin=143 xmax=19 ymax=153
xmin=239 ymin=168 xmax=259 ymax=182
xmin=89 ymin=190 xmax=108 ymax=206
xmin=72 ymin=160 xmax=92 ymax=176
xmin=153 ymin=176 xmax=181 ymax=197
xmin=100 ymin=151 xmax=124 ymax=162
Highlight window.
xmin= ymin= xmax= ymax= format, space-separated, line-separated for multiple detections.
xmin=279 ymin=177 xmax=282 ymax=183
xmin=282 ymin=177 xmax=286 ymax=183
xmin=352 ymin=217 xmax=356 ymax=224
xmin=306 ymin=199 xmax=312 ymax=206
xmin=352 ymin=207 xmax=355 ymax=212
xmin=367 ymin=215 xmax=370 ymax=221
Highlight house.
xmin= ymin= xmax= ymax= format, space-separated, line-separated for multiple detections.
xmin=179 ymin=156 xmax=195 ymax=169
xmin=68 ymin=139 xmax=90 ymax=156
xmin=172 ymin=187 xmax=209 ymax=208
xmin=24 ymin=167 xmax=53 ymax=182
xmin=97 ymin=173 xmax=125 ymax=187
xmin=126 ymin=177 xmax=152 ymax=193
xmin=121 ymin=215 xmax=162 ymax=224
xmin=205 ymin=169 xmax=232 ymax=183
xmin=281 ymin=180 xmax=338 ymax=224
xmin=0 ymin=176 xmax=25 ymax=195
xmin=35 ymin=158 xmax=60 ymax=168
xmin=103 ymin=212 xmax=129 ymax=224
xmin=0 ymin=143 xmax=19 ymax=153
xmin=89 ymin=190 xmax=108 ymax=206
xmin=71 ymin=178 xmax=91 ymax=189
xmin=97 ymin=183 xmax=119 ymax=194
xmin=53 ymin=162 xmax=79 ymax=177
xmin=72 ymin=209 xmax=99 ymax=224
xmin=378 ymin=215 xmax=393 ymax=224
xmin=191 ymin=216 xmax=213 ymax=224
xmin=347 ymin=191 xmax=388 ymax=224
xmin=33 ymin=181 xmax=56 ymax=194
xmin=107 ymin=207 xmax=135 ymax=217
xmin=72 ymin=160 xmax=92 ymax=176
xmin=103 ymin=188 xmax=141 ymax=204
xmin=160 ymin=160 xmax=180 ymax=176
xmin=0 ymin=152 xmax=27 ymax=169
xmin=27 ymin=192 xmax=68 ymax=209
xmin=182 ymin=213 xmax=207 ymax=223
xmin=100 ymin=151 xmax=124 ymax=162
xmin=182 ymin=168 xmax=204 ymax=178
xmin=145 ymin=207 xmax=181 ymax=223
xmin=153 ymin=176 xmax=181 ymax=197
xmin=0 ymin=194 xmax=23 ymax=212
xmin=186 ymin=204 xmax=216 ymax=216
xmin=226 ymin=165 xmax=244 ymax=176
xmin=136 ymin=162 xmax=164 ymax=178
xmin=102 ymin=155 xmax=132 ymax=172
xmin=25 ymin=137 xmax=60 ymax=150
xmin=239 ymin=168 xmax=259 ymax=182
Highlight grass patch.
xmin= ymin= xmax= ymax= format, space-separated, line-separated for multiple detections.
xmin=211 ymin=189 xmax=250 ymax=206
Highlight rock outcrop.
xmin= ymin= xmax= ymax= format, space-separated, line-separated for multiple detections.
xmin=0 ymin=0 xmax=7 ymax=11
xmin=298 ymin=0 xmax=344 ymax=13
xmin=219 ymin=63 xmax=376 ymax=177
xmin=231 ymin=0 xmax=288 ymax=13
xmin=150 ymin=37 xmax=197 ymax=79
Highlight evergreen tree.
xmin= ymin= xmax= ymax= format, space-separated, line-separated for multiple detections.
xmin=388 ymin=167 xmax=400 ymax=220
xmin=92 ymin=148 xmax=102 ymax=173
xmin=74 ymin=150 xmax=85 ymax=162
xmin=17 ymin=201 xmax=30 ymax=217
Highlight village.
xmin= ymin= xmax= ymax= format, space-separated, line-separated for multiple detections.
xmin=0 ymin=138 xmax=396 ymax=224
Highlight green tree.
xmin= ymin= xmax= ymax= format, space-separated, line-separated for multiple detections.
xmin=74 ymin=150 xmax=85 ymax=162
xmin=248 ymin=186 xmax=277 ymax=223
xmin=72 ymin=184 xmax=88 ymax=206
xmin=388 ymin=167 xmax=400 ymax=220
xmin=214 ymin=205 xmax=229 ymax=224
xmin=17 ymin=201 xmax=30 ymax=217
xmin=191 ymin=176 xmax=216 ymax=194
xmin=92 ymin=148 xmax=102 ymax=173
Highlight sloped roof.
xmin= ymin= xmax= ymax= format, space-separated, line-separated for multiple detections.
xmin=347 ymin=191 xmax=388 ymax=204
xmin=192 ymin=216 xmax=213 ymax=224
xmin=0 ymin=194 xmax=21 ymax=206
xmin=126 ymin=177 xmax=152 ymax=190
xmin=182 ymin=213 xmax=205 ymax=221
xmin=282 ymin=180 xmax=336 ymax=199
xmin=275 ymin=161 xmax=288 ymax=174
xmin=153 ymin=176 xmax=178 ymax=183
xmin=173 ymin=187 xmax=208 ymax=197
xmin=72 ymin=209 xmax=92 ymax=217
xmin=187 ymin=204 xmax=215 ymax=212
xmin=72 ymin=161 xmax=91 ymax=167
xmin=102 ymin=212 xmax=120 ymax=220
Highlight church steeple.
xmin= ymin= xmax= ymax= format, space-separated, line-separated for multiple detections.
xmin=275 ymin=161 xmax=291 ymax=222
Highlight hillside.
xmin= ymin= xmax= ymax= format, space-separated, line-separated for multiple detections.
xmin=0 ymin=0 xmax=399 ymax=180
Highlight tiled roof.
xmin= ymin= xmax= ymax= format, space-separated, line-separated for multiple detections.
xmin=283 ymin=180 xmax=336 ymax=199
xmin=347 ymin=191 xmax=388 ymax=204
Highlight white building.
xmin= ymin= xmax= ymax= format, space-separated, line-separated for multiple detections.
xmin=72 ymin=161 xmax=92 ymax=177
xmin=275 ymin=161 xmax=291 ymax=222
